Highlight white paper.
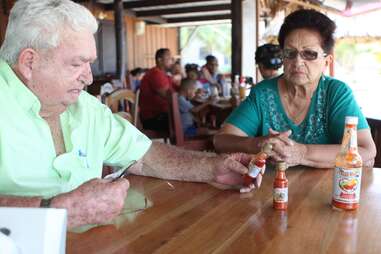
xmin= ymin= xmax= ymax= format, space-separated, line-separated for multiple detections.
xmin=0 ymin=208 xmax=67 ymax=254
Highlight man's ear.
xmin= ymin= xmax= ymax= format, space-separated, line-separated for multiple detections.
xmin=16 ymin=48 xmax=39 ymax=81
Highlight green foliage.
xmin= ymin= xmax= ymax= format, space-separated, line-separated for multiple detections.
xmin=180 ymin=24 xmax=231 ymax=72
xmin=335 ymin=41 xmax=381 ymax=74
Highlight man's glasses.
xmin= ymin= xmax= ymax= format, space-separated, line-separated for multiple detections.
xmin=283 ymin=48 xmax=327 ymax=61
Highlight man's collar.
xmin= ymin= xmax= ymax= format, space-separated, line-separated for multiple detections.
xmin=0 ymin=60 xmax=41 ymax=114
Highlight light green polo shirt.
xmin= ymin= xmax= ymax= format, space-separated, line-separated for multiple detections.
xmin=0 ymin=60 xmax=152 ymax=198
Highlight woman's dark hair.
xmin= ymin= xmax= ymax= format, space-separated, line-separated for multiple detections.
xmin=278 ymin=9 xmax=336 ymax=54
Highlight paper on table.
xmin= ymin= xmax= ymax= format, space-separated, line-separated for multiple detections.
xmin=70 ymin=188 xmax=152 ymax=233
xmin=0 ymin=208 xmax=67 ymax=254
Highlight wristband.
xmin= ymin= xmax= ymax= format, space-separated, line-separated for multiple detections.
xmin=40 ymin=197 xmax=53 ymax=208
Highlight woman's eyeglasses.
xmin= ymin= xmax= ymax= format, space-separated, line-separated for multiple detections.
xmin=283 ymin=49 xmax=327 ymax=61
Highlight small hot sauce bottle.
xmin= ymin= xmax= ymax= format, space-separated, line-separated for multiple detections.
xmin=243 ymin=143 xmax=273 ymax=186
xmin=273 ymin=161 xmax=288 ymax=210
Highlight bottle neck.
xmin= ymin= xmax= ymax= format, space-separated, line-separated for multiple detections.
xmin=275 ymin=170 xmax=286 ymax=180
xmin=340 ymin=124 xmax=358 ymax=154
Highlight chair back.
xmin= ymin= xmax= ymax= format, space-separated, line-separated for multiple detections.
xmin=167 ymin=92 xmax=185 ymax=146
xmin=134 ymin=89 xmax=141 ymax=127
xmin=105 ymin=88 xmax=137 ymax=124
xmin=167 ymin=92 xmax=214 ymax=151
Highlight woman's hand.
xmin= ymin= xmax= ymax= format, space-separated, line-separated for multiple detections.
xmin=265 ymin=128 xmax=307 ymax=166
xmin=257 ymin=128 xmax=292 ymax=154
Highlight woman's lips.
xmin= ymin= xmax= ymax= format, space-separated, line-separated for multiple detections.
xmin=291 ymin=71 xmax=306 ymax=76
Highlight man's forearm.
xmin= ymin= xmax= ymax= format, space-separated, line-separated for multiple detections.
xmin=135 ymin=142 xmax=217 ymax=182
xmin=214 ymin=134 xmax=261 ymax=154
xmin=0 ymin=195 xmax=42 ymax=207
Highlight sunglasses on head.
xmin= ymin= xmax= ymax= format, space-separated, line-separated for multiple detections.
xmin=283 ymin=48 xmax=327 ymax=61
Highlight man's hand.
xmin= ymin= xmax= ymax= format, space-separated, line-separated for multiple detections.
xmin=52 ymin=178 xmax=129 ymax=228
xmin=210 ymin=153 xmax=264 ymax=193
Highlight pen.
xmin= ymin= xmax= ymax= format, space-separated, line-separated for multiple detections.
xmin=111 ymin=160 xmax=137 ymax=181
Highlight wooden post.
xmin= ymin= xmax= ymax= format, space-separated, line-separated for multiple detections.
xmin=2 ymin=0 xmax=7 ymax=15
xmin=231 ymin=0 xmax=242 ymax=78
xmin=255 ymin=0 xmax=259 ymax=83
xmin=114 ymin=0 xmax=126 ymax=87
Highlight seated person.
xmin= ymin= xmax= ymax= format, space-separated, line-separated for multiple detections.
xmin=214 ymin=9 xmax=376 ymax=168
xmin=184 ymin=63 xmax=205 ymax=98
xmin=178 ymin=79 xmax=215 ymax=137
xmin=200 ymin=55 xmax=227 ymax=96
xmin=171 ymin=59 xmax=185 ymax=88
xmin=255 ymin=43 xmax=283 ymax=80
xmin=139 ymin=48 xmax=175 ymax=131
xmin=0 ymin=0 xmax=261 ymax=229
xmin=129 ymin=67 xmax=145 ymax=92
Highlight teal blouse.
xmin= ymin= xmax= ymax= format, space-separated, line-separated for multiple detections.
xmin=226 ymin=75 xmax=368 ymax=144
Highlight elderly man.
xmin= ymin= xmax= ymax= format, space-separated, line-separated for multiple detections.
xmin=0 ymin=0 xmax=261 ymax=228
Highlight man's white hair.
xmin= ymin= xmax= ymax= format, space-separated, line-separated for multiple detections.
xmin=0 ymin=0 xmax=98 ymax=65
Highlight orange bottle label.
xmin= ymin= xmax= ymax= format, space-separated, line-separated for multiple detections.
xmin=332 ymin=167 xmax=362 ymax=204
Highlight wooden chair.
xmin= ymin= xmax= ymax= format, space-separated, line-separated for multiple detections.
xmin=368 ymin=118 xmax=381 ymax=167
xmin=135 ymin=89 xmax=170 ymax=142
xmin=105 ymin=88 xmax=136 ymax=124
xmin=167 ymin=92 xmax=214 ymax=151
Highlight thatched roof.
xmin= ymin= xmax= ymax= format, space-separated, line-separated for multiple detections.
xmin=259 ymin=0 xmax=381 ymax=43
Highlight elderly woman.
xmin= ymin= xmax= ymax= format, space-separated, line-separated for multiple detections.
xmin=214 ymin=9 xmax=376 ymax=168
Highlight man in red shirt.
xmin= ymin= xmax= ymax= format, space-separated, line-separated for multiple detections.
xmin=139 ymin=48 xmax=175 ymax=131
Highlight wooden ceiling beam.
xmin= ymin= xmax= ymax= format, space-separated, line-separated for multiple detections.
xmin=135 ymin=4 xmax=230 ymax=17
xmin=166 ymin=14 xmax=230 ymax=23
xmin=102 ymin=0 xmax=225 ymax=10
xmin=125 ymin=0 xmax=221 ymax=9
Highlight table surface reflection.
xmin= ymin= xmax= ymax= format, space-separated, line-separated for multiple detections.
xmin=67 ymin=166 xmax=381 ymax=254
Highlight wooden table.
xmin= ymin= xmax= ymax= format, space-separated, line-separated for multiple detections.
xmin=67 ymin=166 xmax=381 ymax=254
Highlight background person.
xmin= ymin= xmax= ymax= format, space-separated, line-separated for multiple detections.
xmin=139 ymin=48 xmax=175 ymax=131
xmin=185 ymin=63 xmax=205 ymax=98
xmin=178 ymin=78 xmax=214 ymax=137
xmin=200 ymin=55 xmax=227 ymax=96
xmin=255 ymin=43 xmax=283 ymax=80
xmin=171 ymin=59 xmax=185 ymax=88
xmin=129 ymin=67 xmax=145 ymax=92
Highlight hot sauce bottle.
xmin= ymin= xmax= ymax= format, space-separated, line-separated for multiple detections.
xmin=332 ymin=116 xmax=362 ymax=211
xmin=273 ymin=161 xmax=288 ymax=210
xmin=243 ymin=143 xmax=273 ymax=186
xmin=239 ymin=76 xmax=246 ymax=100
